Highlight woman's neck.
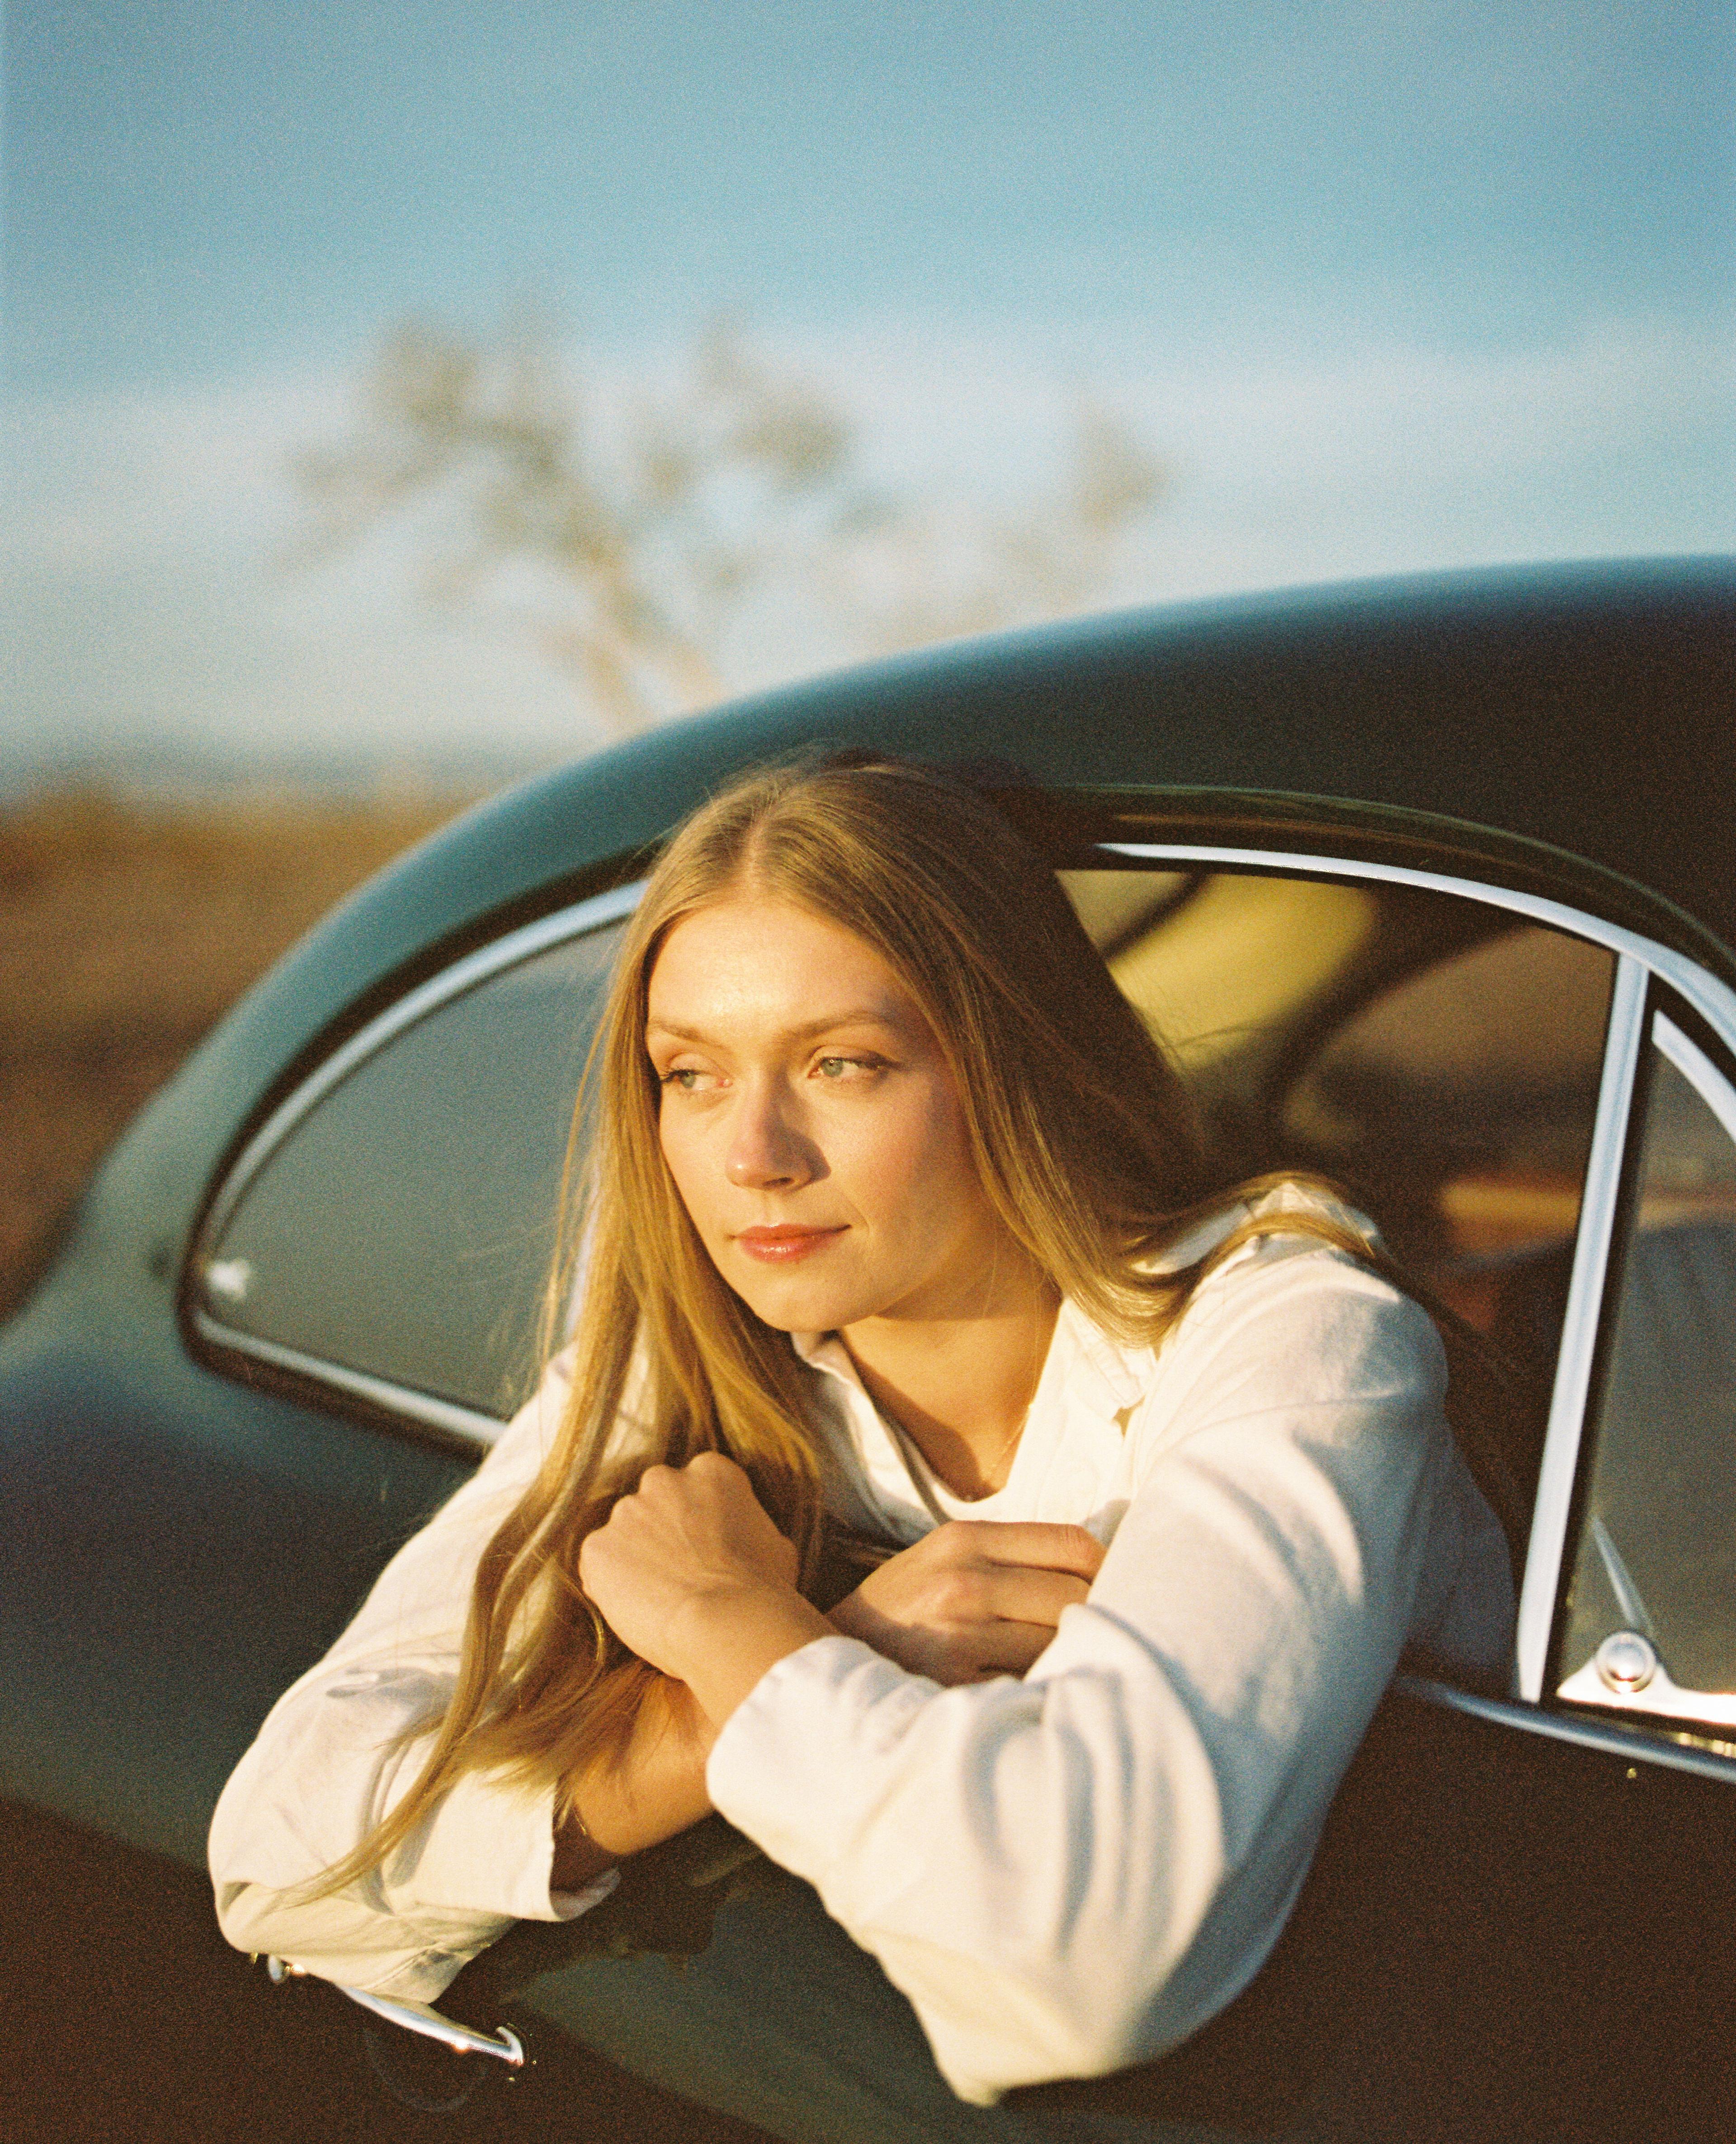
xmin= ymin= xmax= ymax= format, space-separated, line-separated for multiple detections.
xmin=839 ymin=1267 xmax=1062 ymax=1502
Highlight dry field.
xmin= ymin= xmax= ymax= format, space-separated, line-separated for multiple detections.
xmin=0 ymin=787 xmax=468 ymax=1321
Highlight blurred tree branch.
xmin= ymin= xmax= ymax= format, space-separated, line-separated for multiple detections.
xmin=292 ymin=313 xmax=1168 ymax=737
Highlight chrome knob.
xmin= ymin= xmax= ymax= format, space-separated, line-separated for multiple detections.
xmin=1594 ymin=1630 xmax=1658 ymax=1694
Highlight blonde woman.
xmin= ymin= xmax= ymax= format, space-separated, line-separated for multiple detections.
xmin=211 ymin=758 xmax=1515 ymax=2139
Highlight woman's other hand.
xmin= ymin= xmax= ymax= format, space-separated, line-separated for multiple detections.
xmin=830 ymin=1521 xmax=1104 ymax=1684
xmin=579 ymin=1452 xmax=833 ymax=1727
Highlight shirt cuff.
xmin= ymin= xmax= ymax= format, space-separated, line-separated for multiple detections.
xmin=550 ymin=1866 xmax=623 ymax=1920
xmin=396 ymin=1763 xmax=596 ymax=1924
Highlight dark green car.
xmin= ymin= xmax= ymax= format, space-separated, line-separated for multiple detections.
xmin=5 ymin=557 xmax=1734 ymax=2142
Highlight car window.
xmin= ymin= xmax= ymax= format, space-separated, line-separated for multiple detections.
xmin=1555 ymin=1008 xmax=1736 ymax=1731
xmin=1078 ymin=877 xmax=1615 ymax=1493
xmin=1101 ymin=870 xmax=1383 ymax=1069
xmin=1284 ymin=925 xmax=1615 ymax=1331
xmin=196 ymin=902 xmax=630 ymax=1436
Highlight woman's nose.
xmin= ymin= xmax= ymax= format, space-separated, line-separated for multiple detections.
xmin=725 ymin=1081 xmax=817 ymax=1190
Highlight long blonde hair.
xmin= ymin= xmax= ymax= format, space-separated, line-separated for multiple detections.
xmin=314 ymin=755 xmax=1520 ymax=1892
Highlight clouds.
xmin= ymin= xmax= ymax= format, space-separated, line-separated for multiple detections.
xmin=6 ymin=311 xmax=1729 ymax=784
xmin=1112 ymin=319 xmax=1735 ymax=580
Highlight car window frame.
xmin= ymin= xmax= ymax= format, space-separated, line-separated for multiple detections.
xmin=190 ymin=832 xmax=1736 ymax=1785
xmin=1546 ymin=994 xmax=1736 ymax=1727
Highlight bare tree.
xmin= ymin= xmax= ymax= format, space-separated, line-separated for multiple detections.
xmin=292 ymin=313 xmax=1166 ymax=737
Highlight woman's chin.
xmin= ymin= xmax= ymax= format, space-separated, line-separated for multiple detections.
xmin=723 ymin=1259 xmax=866 ymax=1337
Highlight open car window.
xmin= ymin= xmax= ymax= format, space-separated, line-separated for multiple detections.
xmin=1066 ymin=868 xmax=1615 ymax=1516
xmin=192 ymin=836 xmax=1734 ymax=1757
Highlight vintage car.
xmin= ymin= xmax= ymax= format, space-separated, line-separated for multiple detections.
xmin=4 ymin=557 xmax=1733 ymax=2142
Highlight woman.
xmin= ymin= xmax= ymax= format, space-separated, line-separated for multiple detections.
xmin=210 ymin=757 xmax=1514 ymax=2136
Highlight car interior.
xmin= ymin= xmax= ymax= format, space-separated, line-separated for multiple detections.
xmin=1062 ymin=865 xmax=1613 ymax=1514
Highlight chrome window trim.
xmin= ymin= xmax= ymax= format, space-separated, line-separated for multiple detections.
xmin=1513 ymin=954 xmax=1648 ymax=1699
xmin=189 ymin=1313 xmax=508 ymax=1449
xmin=198 ymin=882 xmax=644 ymax=1253
xmin=1396 ymin=1673 xmax=1736 ymax=1786
xmin=1536 ymin=1007 xmax=1736 ymax=1736
xmin=1654 ymin=1009 xmax=1736 ymax=1148
xmin=193 ymin=880 xmax=643 ymax=1450
xmin=1098 ymin=843 xmax=1736 ymax=1047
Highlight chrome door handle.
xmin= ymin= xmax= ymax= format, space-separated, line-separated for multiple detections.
xmin=265 ymin=1956 xmax=526 ymax=2066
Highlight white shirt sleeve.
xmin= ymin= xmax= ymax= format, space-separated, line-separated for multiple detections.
xmin=207 ymin=1349 xmax=618 ymax=2000
xmin=706 ymin=1239 xmax=1496 ymax=2104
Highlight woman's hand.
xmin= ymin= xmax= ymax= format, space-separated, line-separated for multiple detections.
xmin=578 ymin=1452 xmax=833 ymax=1729
xmin=829 ymin=1521 xmax=1104 ymax=1684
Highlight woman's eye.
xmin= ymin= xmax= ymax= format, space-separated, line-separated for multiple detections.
xmin=658 ymin=1066 xmax=711 ymax=1092
xmin=815 ymin=1054 xmax=882 ymax=1080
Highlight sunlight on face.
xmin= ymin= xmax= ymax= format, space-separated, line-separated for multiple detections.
xmin=646 ymin=899 xmax=1013 ymax=1336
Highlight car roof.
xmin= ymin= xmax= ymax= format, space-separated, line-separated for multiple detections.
xmin=61 ymin=556 xmax=1736 ymax=1273
xmin=362 ymin=552 xmax=1736 ymax=969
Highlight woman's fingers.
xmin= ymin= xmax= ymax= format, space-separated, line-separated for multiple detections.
xmin=579 ymin=1452 xmax=799 ymax=1649
xmin=948 ymin=1619 xmax=1062 ymax=1679
xmin=578 ymin=1454 xmax=834 ymax=1712
xmin=620 ymin=1453 xmax=797 ymax=1585
xmin=968 ymin=1563 xmax=1094 ymax=1626
xmin=950 ymin=1521 xmax=1106 ymax=1581
xmin=878 ymin=1519 xmax=1104 ymax=1601
xmin=830 ymin=1517 xmax=1106 ymax=1681
xmin=889 ymin=1615 xmax=1062 ymax=1685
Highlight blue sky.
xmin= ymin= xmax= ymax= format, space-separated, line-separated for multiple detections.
xmin=5 ymin=1 xmax=1732 ymax=783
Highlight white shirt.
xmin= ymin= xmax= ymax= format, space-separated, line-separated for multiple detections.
xmin=209 ymin=1188 xmax=1513 ymax=2104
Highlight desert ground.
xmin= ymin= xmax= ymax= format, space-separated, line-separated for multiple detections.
xmin=0 ymin=786 xmax=467 ymax=1322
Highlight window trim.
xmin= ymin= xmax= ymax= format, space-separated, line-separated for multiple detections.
xmin=197 ymin=882 xmax=644 ymax=1255
xmin=1655 ymin=1010 xmax=1736 ymax=1151
xmin=196 ymin=1322 xmax=515 ymax=1449
xmin=1540 ymin=1001 xmax=1736 ymax=1735
xmin=1515 ymin=953 xmax=1647 ymax=1698
xmin=1097 ymin=842 xmax=1736 ymax=1049
xmin=1396 ymin=1673 xmax=1736 ymax=1785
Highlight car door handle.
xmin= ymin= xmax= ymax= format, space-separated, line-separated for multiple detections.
xmin=266 ymin=1955 xmax=526 ymax=2066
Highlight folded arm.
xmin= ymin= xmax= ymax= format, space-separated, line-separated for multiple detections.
xmin=207 ymin=1368 xmax=1076 ymax=1993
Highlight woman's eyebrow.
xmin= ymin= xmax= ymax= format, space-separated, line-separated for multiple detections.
xmin=646 ymin=1009 xmax=904 ymax=1045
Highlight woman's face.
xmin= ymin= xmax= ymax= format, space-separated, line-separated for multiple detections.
xmin=646 ymin=897 xmax=1015 ymax=1336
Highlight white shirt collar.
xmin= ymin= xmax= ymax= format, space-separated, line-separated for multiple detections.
xmin=783 ymin=1200 xmax=1294 ymax=1535
xmin=787 ymin=1198 xmax=1252 ymax=1436
xmin=788 ymin=1294 xmax=1142 ymax=1429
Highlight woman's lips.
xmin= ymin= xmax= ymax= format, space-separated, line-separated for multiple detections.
xmin=732 ymin=1224 xmax=847 ymax=1263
